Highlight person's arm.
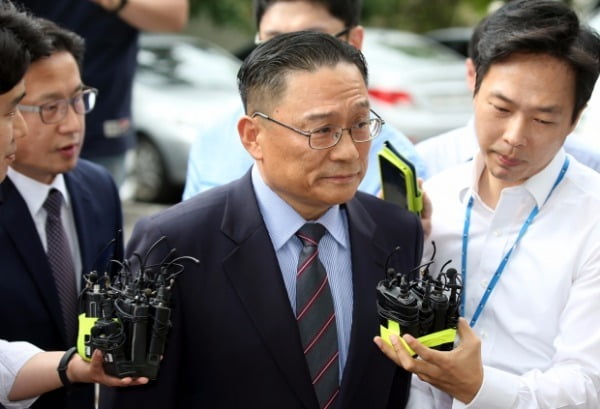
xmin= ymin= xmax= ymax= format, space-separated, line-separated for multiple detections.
xmin=375 ymin=252 xmax=600 ymax=409
xmin=90 ymin=0 xmax=188 ymax=32
xmin=8 ymin=349 xmax=148 ymax=402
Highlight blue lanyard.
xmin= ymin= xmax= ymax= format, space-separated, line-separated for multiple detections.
xmin=460 ymin=157 xmax=570 ymax=327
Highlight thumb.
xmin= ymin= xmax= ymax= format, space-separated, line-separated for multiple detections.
xmin=456 ymin=317 xmax=476 ymax=344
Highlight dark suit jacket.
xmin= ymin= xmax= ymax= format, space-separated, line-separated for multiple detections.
xmin=101 ymin=171 xmax=423 ymax=409
xmin=0 ymin=159 xmax=123 ymax=409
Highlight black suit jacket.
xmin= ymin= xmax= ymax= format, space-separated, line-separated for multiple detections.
xmin=0 ymin=159 xmax=123 ymax=409
xmin=101 ymin=171 xmax=423 ymax=409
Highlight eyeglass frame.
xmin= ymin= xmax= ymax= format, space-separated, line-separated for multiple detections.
xmin=17 ymin=87 xmax=98 ymax=125
xmin=254 ymin=25 xmax=354 ymax=45
xmin=251 ymin=109 xmax=385 ymax=150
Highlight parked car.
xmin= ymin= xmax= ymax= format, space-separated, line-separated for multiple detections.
xmin=362 ymin=28 xmax=473 ymax=143
xmin=131 ymin=34 xmax=241 ymax=202
xmin=569 ymin=10 xmax=600 ymax=154
xmin=425 ymin=26 xmax=473 ymax=58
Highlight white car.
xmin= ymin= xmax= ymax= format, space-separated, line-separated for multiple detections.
xmin=362 ymin=28 xmax=473 ymax=143
xmin=568 ymin=11 xmax=600 ymax=156
xmin=131 ymin=34 xmax=241 ymax=202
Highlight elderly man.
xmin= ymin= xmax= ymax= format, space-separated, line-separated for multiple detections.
xmin=102 ymin=31 xmax=423 ymax=409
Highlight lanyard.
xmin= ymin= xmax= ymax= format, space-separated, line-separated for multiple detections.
xmin=460 ymin=157 xmax=569 ymax=327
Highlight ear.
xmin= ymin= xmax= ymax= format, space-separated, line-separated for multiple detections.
xmin=569 ymin=104 xmax=586 ymax=134
xmin=238 ymin=115 xmax=263 ymax=161
xmin=465 ymin=58 xmax=476 ymax=93
xmin=349 ymin=25 xmax=364 ymax=50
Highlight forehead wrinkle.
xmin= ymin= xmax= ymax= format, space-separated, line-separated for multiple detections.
xmin=302 ymin=99 xmax=370 ymax=122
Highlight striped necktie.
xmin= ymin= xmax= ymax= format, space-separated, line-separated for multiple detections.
xmin=295 ymin=223 xmax=340 ymax=409
xmin=43 ymin=188 xmax=78 ymax=342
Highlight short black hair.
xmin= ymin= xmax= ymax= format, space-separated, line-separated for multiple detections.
xmin=30 ymin=17 xmax=86 ymax=69
xmin=237 ymin=31 xmax=368 ymax=114
xmin=253 ymin=0 xmax=362 ymax=31
xmin=474 ymin=0 xmax=600 ymax=123
xmin=468 ymin=16 xmax=487 ymax=61
xmin=0 ymin=0 xmax=50 ymax=93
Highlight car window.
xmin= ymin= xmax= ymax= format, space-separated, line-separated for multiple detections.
xmin=137 ymin=37 xmax=241 ymax=90
xmin=365 ymin=29 xmax=463 ymax=63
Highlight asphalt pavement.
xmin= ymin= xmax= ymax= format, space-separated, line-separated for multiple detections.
xmin=122 ymin=199 xmax=169 ymax=242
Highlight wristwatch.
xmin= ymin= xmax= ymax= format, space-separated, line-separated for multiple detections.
xmin=57 ymin=347 xmax=78 ymax=387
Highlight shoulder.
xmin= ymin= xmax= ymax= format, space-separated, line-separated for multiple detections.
xmin=69 ymin=159 xmax=115 ymax=184
xmin=564 ymin=157 xmax=600 ymax=202
xmin=416 ymin=127 xmax=465 ymax=154
xmin=141 ymin=178 xmax=238 ymax=231
xmin=353 ymin=191 xmax=421 ymax=227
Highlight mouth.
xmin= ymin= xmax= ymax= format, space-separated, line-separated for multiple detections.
xmin=495 ymin=152 xmax=523 ymax=167
xmin=322 ymin=171 xmax=361 ymax=183
xmin=57 ymin=143 xmax=79 ymax=157
xmin=4 ymin=152 xmax=16 ymax=163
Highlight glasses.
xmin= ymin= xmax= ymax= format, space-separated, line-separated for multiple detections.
xmin=18 ymin=87 xmax=98 ymax=124
xmin=333 ymin=27 xmax=352 ymax=39
xmin=255 ymin=26 xmax=354 ymax=44
xmin=252 ymin=109 xmax=385 ymax=150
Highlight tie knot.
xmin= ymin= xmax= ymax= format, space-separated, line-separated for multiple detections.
xmin=296 ymin=223 xmax=326 ymax=247
xmin=43 ymin=188 xmax=63 ymax=217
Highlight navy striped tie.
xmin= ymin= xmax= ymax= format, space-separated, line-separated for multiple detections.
xmin=43 ymin=189 xmax=78 ymax=342
xmin=295 ymin=223 xmax=339 ymax=409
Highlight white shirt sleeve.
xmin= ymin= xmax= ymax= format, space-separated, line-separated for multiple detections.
xmin=0 ymin=340 xmax=43 ymax=409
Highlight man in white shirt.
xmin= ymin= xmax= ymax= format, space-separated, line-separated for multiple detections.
xmin=374 ymin=1 xmax=600 ymax=408
xmin=417 ymin=14 xmax=600 ymax=177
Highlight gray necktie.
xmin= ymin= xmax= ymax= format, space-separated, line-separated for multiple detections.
xmin=295 ymin=223 xmax=339 ymax=409
xmin=43 ymin=188 xmax=78 ymax=342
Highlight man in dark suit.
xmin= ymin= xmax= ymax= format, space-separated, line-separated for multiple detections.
xmin=102 ymin=31 xmax=423 ymax=409
xmin=0 ymin=17 xmax=123 ymax=409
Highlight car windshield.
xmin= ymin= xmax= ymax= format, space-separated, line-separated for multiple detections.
xmin=365 ymin=29 xmax=462 ymax=62
xmin=137 ymin=38 xmax=241 ymax=90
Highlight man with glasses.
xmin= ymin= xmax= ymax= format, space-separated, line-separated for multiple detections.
xmin=102 ymin=31 xmax=423 ymax=409
xmin=182 ymin=0 xmax=427 ymax=200
xmin=0 ymin=16 xmax=124 ymax=409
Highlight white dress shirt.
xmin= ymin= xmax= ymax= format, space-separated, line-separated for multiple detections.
xmin=7 ymin=168 xmax=82 ymax=288
xmin=409 ymin=149 xmax=600 ymax=409
xmin=0 ymin=339 xmax=42 ymax=409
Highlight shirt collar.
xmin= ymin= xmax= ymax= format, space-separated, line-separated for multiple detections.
xmin=7 ymin=167 xmax=70 ymax=216
xmin=463 ymin=148 xmax=568 ymax=208
xmin=251 ymin=165 xmax=348 ymax=250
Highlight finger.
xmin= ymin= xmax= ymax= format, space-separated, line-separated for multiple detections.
xmin=382 ymin=334 xmax=425 ymax=373
xmin=456 ymin=317 xmax=476 ymax=344
xmin=402 ymin=333 xmax=440 ymax=362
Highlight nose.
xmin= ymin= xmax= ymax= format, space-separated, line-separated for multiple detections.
xmin=502 ymin=116 xmax=528 ymax=148
xmin=58 ymin=101 xmax=84 ymax=134
xmin=330 ymin=128 xmax=362 ymax=160
xmin=13 ymin=110 xmax=28 ymax=140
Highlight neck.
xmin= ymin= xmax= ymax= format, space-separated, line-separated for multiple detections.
xmin=477 ymin=168 xmax=520 ymax=209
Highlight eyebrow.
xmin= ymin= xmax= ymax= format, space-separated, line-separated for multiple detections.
xmin=491 ymin=91 xmax=562 ymax=114
xmin=11 ymin=91 xmax=26 ymax=107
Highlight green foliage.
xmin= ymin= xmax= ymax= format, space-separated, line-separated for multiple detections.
xmin=362 ymin=0 xmax=490 ymax=32
xmin=189 ymin=0 xmax=253 ymax=30
xmin=188 ymin=0 xmax=493 ymax=33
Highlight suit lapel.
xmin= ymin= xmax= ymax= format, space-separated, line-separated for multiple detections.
xmin=0 ymin=179 xmax=67 ymax=341
xmin=337 ymin=196 xmax=397 ymax=404
xmin=221 ymin=173 xmax=318 ymax=409
xmin=64 ymin=168 xmax=94 ymax=276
